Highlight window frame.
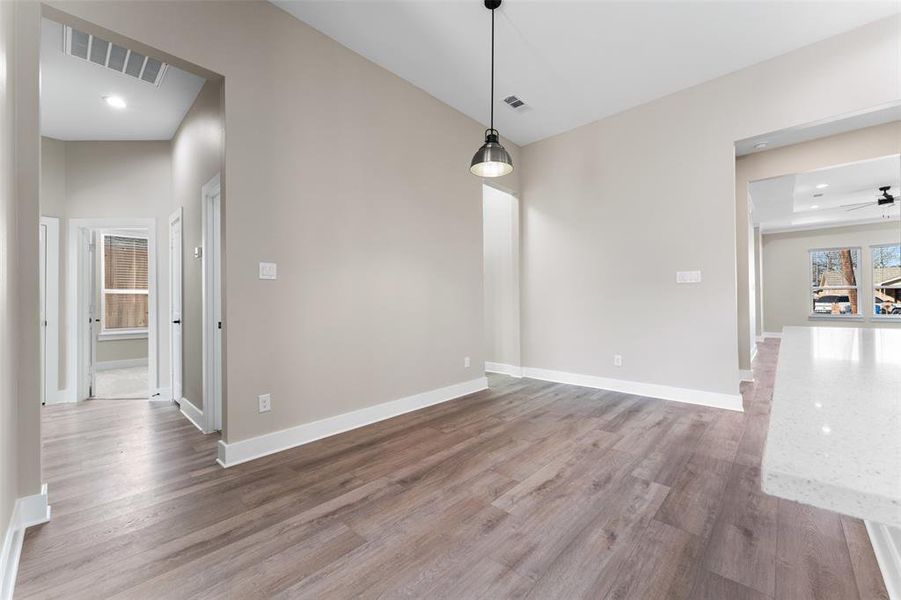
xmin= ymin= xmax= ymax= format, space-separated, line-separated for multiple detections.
xmin=808 ymin=246 xmax=863 ymax=320
xmin=870 ymin=242 xmax=901 ymax=321
xmin=99 ymin=230 xmax=150 ymax=339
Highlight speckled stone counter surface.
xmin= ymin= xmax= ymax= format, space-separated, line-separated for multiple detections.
xmin=762 ymin=326 xmax=901 ymax=528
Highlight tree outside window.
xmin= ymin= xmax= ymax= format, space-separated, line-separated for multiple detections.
xmin=809 ymin=248 xmax=860 ymax=316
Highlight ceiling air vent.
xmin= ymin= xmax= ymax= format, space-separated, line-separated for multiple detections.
xmin=504 ymin=95 xmax=526 ymax=109
xmin=63 ymin=26 xmax=168 ymax=86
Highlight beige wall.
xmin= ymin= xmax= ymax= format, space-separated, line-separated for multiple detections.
xmin=736 ymin=121 xmax=901 ymax=370
xmin=171 ymin=80 xmax=223 ymax=410
xmin=39 ymin=138 xmax=67 ymax=387
xmin=762 ymin=222 xmax=901 ymax=332
xmin=521 ymin=16 xmax=900 ymax=398
xmin=38 ymin=0 xmax=520 ymax=446
xmin=95 ymin=339 xmax=148 ymax=364
xmin=16 ymin=0 xmax=43 ymax=507
xmin=40 ymin=139 xmax=173 ymax=393
xmin=0 ymin=0 xmax=19 ymax=542
xmin=483 ymin=185 xmax=520 ymax=368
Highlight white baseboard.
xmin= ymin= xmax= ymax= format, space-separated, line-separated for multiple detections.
xmin=1 ymin=484 xmax=50 ymax=600
xmin=739 ymin=369 xmax=755 ymax=383
xmin=866 ymin=520 xmax=901 ymax=600
xmin=94 ymin=358 xmax=148 ymax=371
xmin=762 ymin=331 xmax=783 ymax=339
xmin=217 ymin=377 xmax=488 ymax=468
xmin=521 ymin=367 xmax=743 ymax=412
xmin=485 ymin=362 xmax=523 ymax=378
xmin=151 ymin=387 xmax=172 ymax=402
xmin=177 ymin=398 xmax=206 ymax=433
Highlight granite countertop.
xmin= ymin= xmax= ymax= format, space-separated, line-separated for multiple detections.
xmin=762 ymin=326 xmax=901 ymax=528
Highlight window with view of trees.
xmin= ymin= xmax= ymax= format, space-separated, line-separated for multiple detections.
xmin=872 ymin=244 xmax=901 ymax=317
xmin=809 ymin=247 xmax=860 ymax=316
xmin=102 ymin=234 xmax=149 ymax=333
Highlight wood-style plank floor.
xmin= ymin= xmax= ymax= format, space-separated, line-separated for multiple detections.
xmin=17 ymin=340 xmax=887 ymax=599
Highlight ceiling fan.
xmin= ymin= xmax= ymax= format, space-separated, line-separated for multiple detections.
xmin=842 ymin=186 xmax=896 ymax=212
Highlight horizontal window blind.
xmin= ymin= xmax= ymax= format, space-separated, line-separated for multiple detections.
xmin=103 ymin=235 xmax=149 ymax=330
xmin=104 ymin=235 xmax=148 ymax=290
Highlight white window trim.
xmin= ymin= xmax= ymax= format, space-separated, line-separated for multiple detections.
xmin=99 ymin=230 xmax=150 ymax=336
xmin=808 ymin=246 xmax=862 ymax=319
xmin=871 ymin=242 xmax=901 ymax=319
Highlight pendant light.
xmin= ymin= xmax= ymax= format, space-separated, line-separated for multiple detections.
xmin=470 ymin=0 xmax=514 ymax=178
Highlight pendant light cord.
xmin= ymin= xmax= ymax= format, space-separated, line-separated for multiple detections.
xmin=490 ymin=6 xmax=495 ymax=132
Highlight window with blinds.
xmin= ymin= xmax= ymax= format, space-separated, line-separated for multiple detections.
xmin=102 ymin=234 xmax=149 ymax=332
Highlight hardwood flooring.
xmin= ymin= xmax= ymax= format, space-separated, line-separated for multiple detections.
xmin=16 ymin=340 xmax=887 ymax=599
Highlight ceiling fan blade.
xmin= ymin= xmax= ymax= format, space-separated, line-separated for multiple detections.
xmin=846 ymin=203 xmax=874 ymax=212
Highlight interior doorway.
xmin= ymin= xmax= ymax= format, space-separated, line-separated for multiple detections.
xmin=169 ymin=208 xmax=184 ymax=406
xmin=202 ymin=174 xmax=223 ymax=432
xmin=482 ymin=184 xmax=521 ymax=379
xmin=39 ymin=217 xmax=60 ymax=405
xmin=68 ymin=220 xmax=156 ymax=401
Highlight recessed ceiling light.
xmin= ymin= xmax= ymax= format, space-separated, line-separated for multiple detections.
xmin=811 ymin=204 xmax=819 ymax=209
xmin=816 ymin=183 xmax=829 ymax=189
xmin=103 ymin=95 xmax=127 ymax=109
xmin=753 ymin=142 xmax=768 ymax=150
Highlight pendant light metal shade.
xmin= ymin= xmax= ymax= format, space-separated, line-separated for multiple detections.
xmin=471 ymin=129 xmax=513 ymax=177
xmin=470 ymin=0 xmax=513 ymax=178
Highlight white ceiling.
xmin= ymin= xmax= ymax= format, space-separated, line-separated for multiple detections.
xmin=273 ymin=1 xmax=901 ymax=146
xmin=40 ymin=19 xmax=206 ymax=141
xmin=750 ymin=155 xmax=901 ymax=233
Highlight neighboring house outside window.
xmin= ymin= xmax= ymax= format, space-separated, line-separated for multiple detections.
xmin=809 ymin=247 xmax=860 ymax=316
xmin=101 ymin=233 xmax=149 ymax=335
xmin=872 ymin=244 xmax=901 ymax=317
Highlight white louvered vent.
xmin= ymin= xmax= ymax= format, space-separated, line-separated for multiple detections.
xmin=64 ymin=26 xmax=168 ymax=87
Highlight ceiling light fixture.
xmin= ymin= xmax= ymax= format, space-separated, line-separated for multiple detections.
xmin=470 ymin=0 xmax=513 ymax=178
xmin=816 ymin=183 xmax=829 ymax=189
xmin=103 ymin=95 xmax=127 ymax=109
xmin=811 ymin=205 xmax=819 ymax=209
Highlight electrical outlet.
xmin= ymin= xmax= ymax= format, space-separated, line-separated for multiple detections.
xmin=258 ymin=393 xmax=271 ymax=413
xmin=464 ymin=356 xmax=471 ymax=368
xmin=613 ymin=354 xmax=623 ymax=367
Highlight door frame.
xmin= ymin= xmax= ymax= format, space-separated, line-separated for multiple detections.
xmin=67 ymin=218 xmax=158 ymax=402
xmin=168 ymin=208 xmax=184 ymax=408
xmin=39 ymin=216 xmax=61 ymax=405
xmin=202 ymin=174 xmax=223 ymax=433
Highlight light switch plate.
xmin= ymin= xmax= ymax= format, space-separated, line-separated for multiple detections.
xmin=259 ymin=262 xmax=277 ymax=280
xmin=675 ymin=270 xmax=702 ymax=284
xmin=258 ymin=393 xmax=271 ymax=413
xmin=194 ymin=246 xmax=202 ymax=259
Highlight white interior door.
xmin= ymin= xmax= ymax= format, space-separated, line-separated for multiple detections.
xmin=169 ymin=209 xmax=184 ymax=403
xmin=88 ymin=230 xmax=99 ymax=397
xmin=39 ymin=224 xmax=47 ymax=405
xmin=202 ymin=174 xmax=223 ymax=433
xmin=211 ymin=185 xmax=222 ymax=431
